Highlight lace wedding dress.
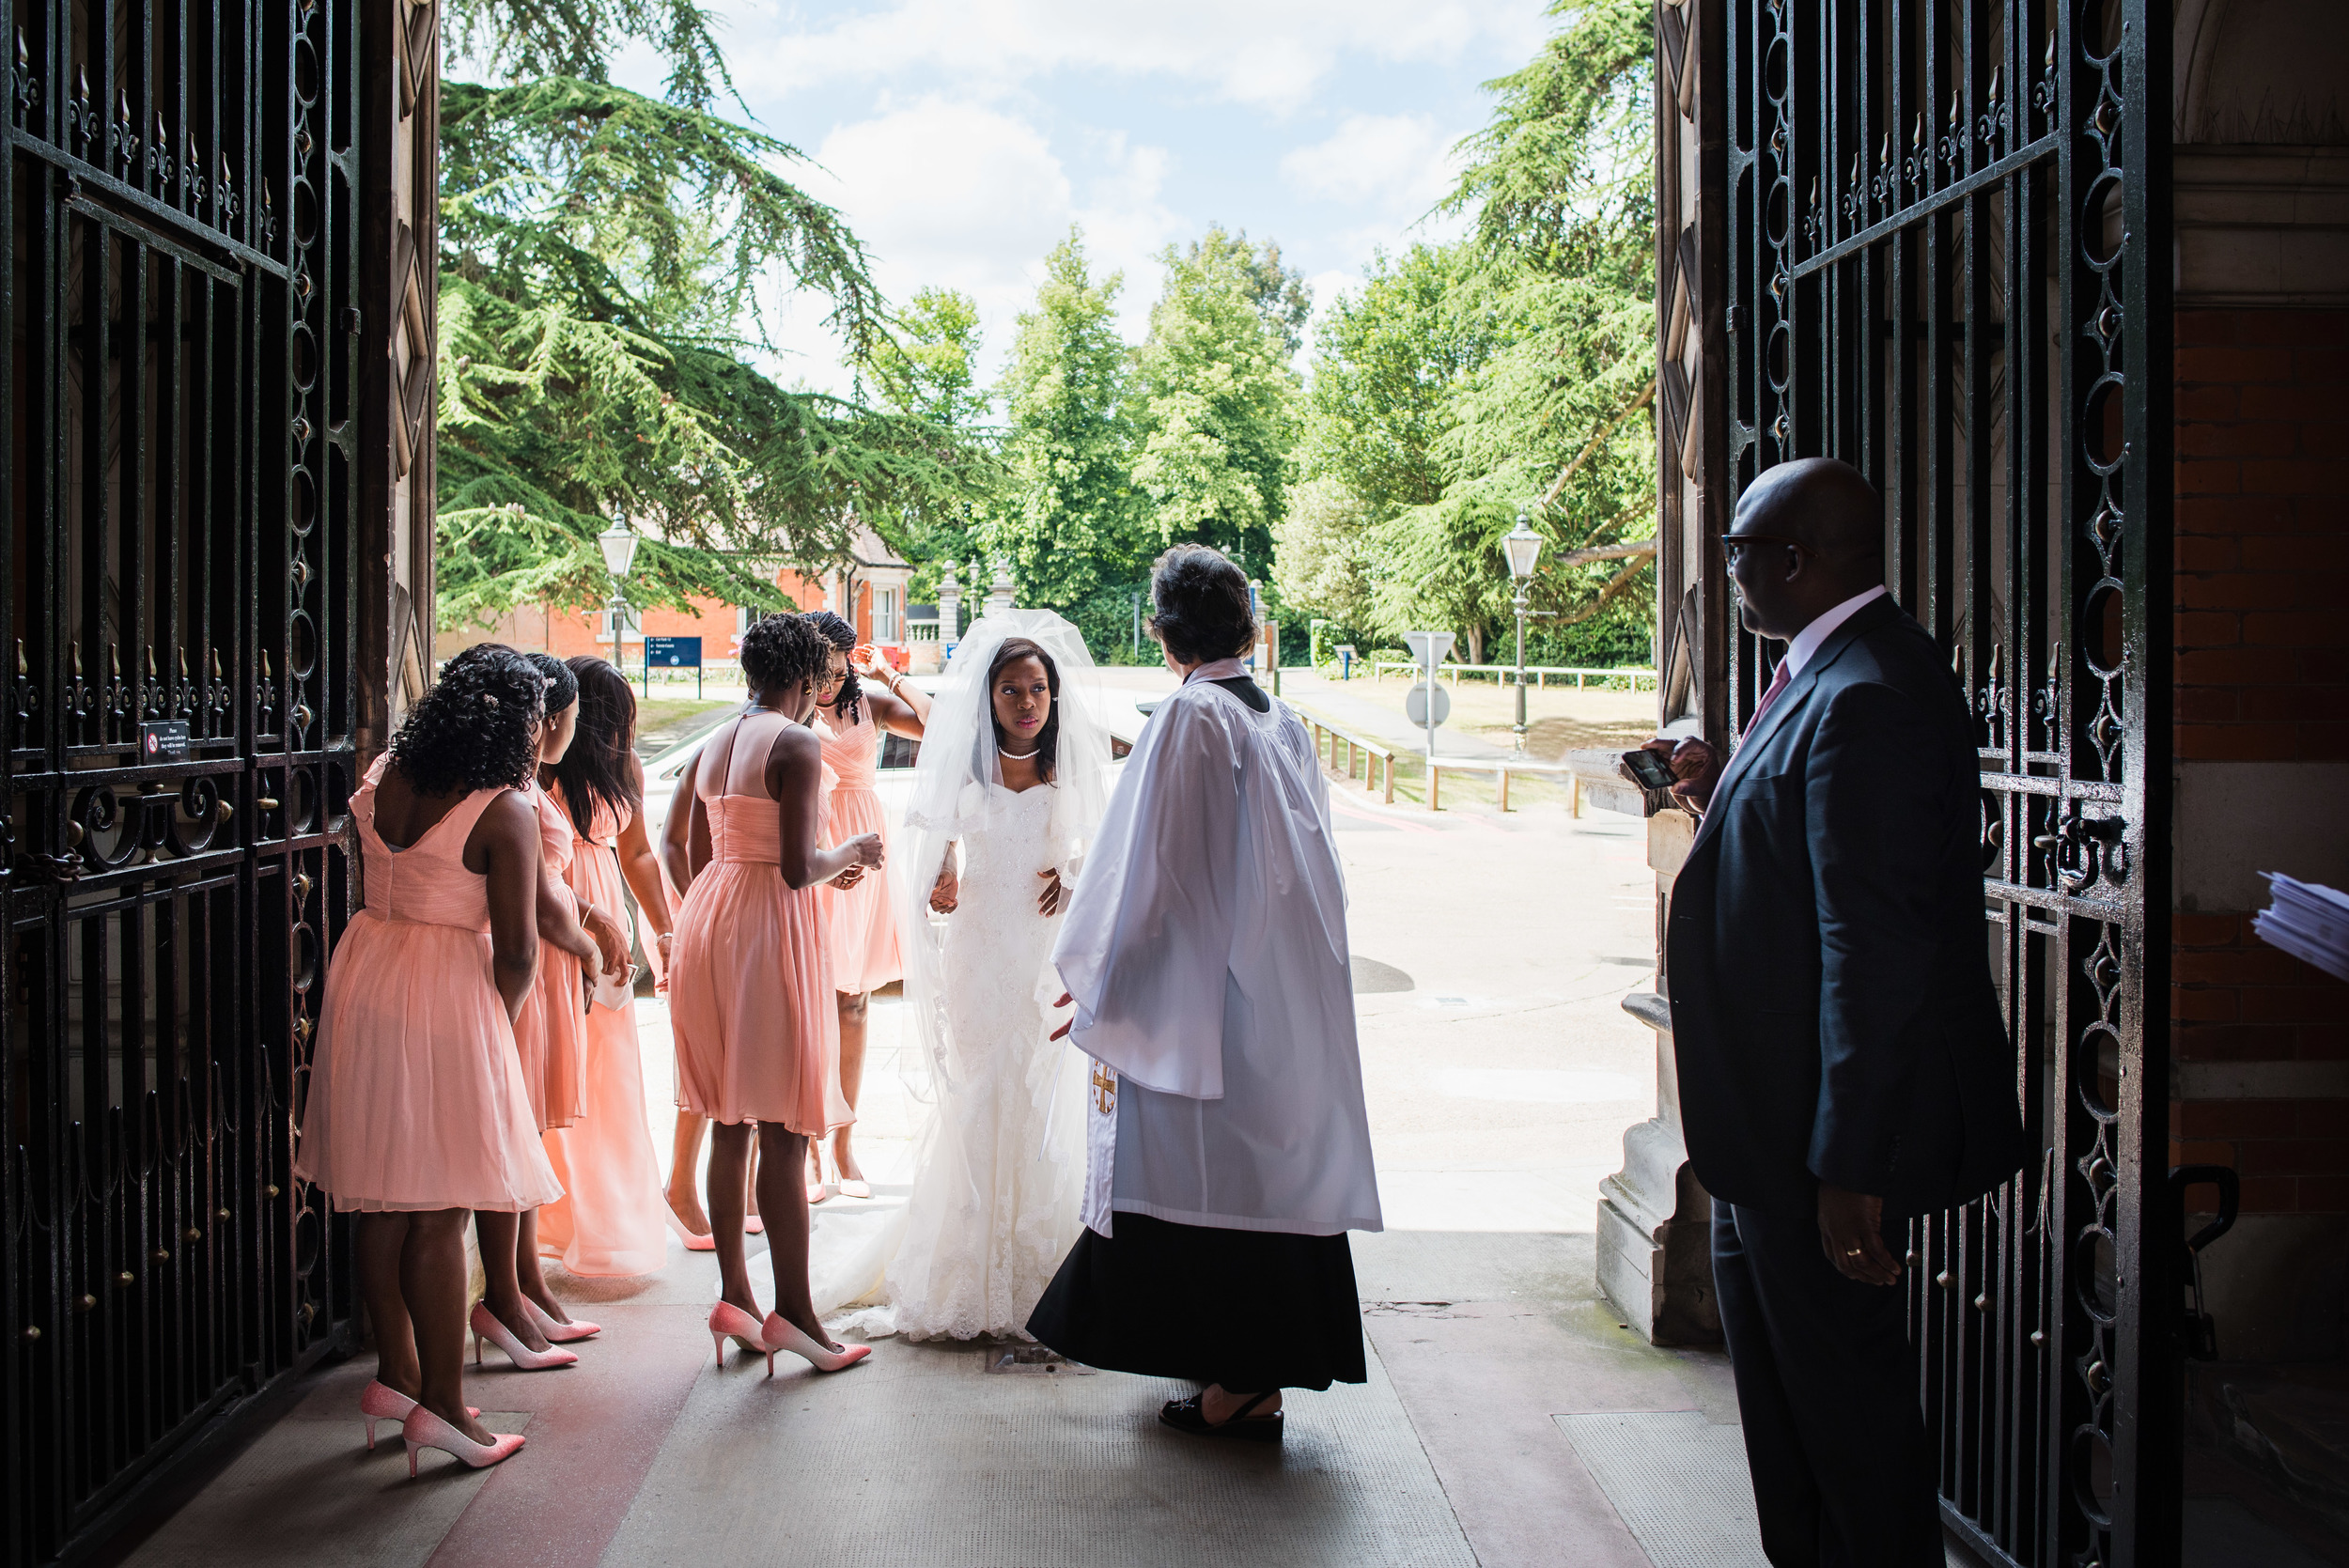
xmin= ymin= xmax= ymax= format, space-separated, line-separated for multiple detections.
xmin=884 ymin=782 xmax=1088 ymax=1340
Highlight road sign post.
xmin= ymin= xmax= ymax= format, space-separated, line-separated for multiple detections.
xmin=1401 ymin=630 xmax=1455 ymax=763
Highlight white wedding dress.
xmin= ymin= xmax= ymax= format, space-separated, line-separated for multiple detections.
xmin=885 ymin=782 xmax=1089 ymax=1340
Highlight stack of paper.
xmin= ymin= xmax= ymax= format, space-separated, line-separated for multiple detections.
xmin=2253 ymin=874 xmax=2349 ymax=983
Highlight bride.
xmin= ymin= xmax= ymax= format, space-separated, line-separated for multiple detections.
xmin=884 ymin=610 xmax=1111 ymax=1340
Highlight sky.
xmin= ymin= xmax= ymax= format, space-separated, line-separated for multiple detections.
xmin=603 ymin=0 xmax=1556 ymax=397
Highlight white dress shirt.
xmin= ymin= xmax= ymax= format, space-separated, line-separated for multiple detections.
xmin=1778 ymin=585 xmax=1889 ymax=681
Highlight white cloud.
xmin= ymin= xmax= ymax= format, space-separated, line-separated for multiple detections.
xmin=1280 ymin=111 xmax=1457 ymax=210
xmin=712 ymin=0 xmax=1547 ymax=115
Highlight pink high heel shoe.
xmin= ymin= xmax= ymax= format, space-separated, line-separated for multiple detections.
xmin=359 ymin=1381 xmax=476 ymax=1452
xmin=761 ymin=1312 xmax=871 ymax=1374
xmin=402 ymin=1405 xmax=525 ymax=1476
xmin=663 ymin=1202 xmax=716 ymax=1253
xmin=470 ymin=1301 xmax=580 ymax=1372
xmin=708 ymin=1301 xmax=773 ymax=1374
xmin=522 ymin=1297 xmax=600 ymax=1343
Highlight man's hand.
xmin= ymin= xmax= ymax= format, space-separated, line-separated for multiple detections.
xmin=1816 ymin=1183 xmax=1902 ymax=1286
xmin=1642 ymin=736 xmax=1722 ymax=816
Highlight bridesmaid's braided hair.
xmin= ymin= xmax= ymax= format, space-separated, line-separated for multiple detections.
xmin=529 ymin=651 xmax=578 ymax=716
xmin=739 ymin=612 xmax=830 ymax=698
xmin=807 ymin=610 xmax=863 ymax=726
xmin=392 ymin=644 xmax=546 ymax=797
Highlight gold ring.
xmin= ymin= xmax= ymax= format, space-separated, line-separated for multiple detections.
xmin=1844 ymin=1248 xmax=1862 ymax=1257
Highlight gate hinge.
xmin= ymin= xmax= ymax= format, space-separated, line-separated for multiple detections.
xmin=1725 ymin=304 xmax=1742 ymax=337
xmin=341 ymin=305 xmax=362 ymax=336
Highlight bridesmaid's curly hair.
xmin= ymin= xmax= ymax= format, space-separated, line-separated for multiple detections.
xmin=1147 ymin=543 xmax=1254 ymax=663
xmin=806 ymin=609 xmax=862 ymax=726
xmin=391 ymin=644 xmax=546 ymax=797
xmin=739 ymin=612 xmax=830 ymax=697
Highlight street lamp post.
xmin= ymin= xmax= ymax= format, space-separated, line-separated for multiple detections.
xmin=1501 ymin=512 xmax=1545 ymax=756
xmin=598 ymin=512 xmax=639 ymax=675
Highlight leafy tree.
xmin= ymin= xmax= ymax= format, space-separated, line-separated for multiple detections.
xmin=867 ymin=287 xmax=995 ymax=597
xmin=1271 ymin=477 xmax=1377 ymax=632
xmin=986 ymin=230 xmax=1146 ymax=613
xmin=432 ymin=4 xmax=986 ymax=629
xmin=1129 ymin=232 xmax=1303 ymax=574
xmin=1276 ymin=0 xmax=1657 ymax=666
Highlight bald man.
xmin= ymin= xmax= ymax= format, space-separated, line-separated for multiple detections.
xmin=1644 ymin=458 xmax=2025 ymax=1567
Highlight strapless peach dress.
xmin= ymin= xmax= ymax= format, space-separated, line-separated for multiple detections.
xmin=537 ymin=792 xmax=670 ymax=1276
xmin=294 ymin=758 xmax=563 ymax=1214
xmin=513 ymin=783 xmax=585 ymax=1131
xmin=818 ymin=706 xmax=901 ymax=995
xmin=669 ymin=778 xmax=848 ymax=1135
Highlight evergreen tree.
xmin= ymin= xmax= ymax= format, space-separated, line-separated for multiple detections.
xmin=988 ymin=230 xmax=1145 ymax=617
xmin=432 ymin=3 xmax=986 ymax=628
xmin=1129 ymin=228 xmax=1304 ymax=576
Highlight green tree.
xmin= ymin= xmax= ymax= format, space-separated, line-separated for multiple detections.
xmin=867 ymin=287 xmax=995 ymax=598
xmin=1129 ymin=230 xmax=1304 ymax=574
xmin=988 ymin=230 xmax=1146 ymax=613
xmin=432 ymin=5 xmax=986 ymax=629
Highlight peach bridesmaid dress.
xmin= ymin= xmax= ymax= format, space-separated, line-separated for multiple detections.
xmin=295 ymin=756 xmax=562 ymax=1213
xmin=668 ymin=717 xmax=849 ymax=1135
xmin=513 ymin=784 xmax=585 ymax=1132
xmin=818 ymin=706 xmax=901 ymax=995
xmin=536 ymin=790 xmax=670 ymax=1276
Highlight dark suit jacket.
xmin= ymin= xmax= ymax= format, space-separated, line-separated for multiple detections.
xmin=1667 ymin=595 xmax=2026 ymax=1220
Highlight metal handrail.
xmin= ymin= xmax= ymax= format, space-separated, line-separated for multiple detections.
xmin=1364 ymin=661 xmax=1657 ymax=691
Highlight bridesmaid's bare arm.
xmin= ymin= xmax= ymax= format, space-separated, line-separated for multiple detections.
xmin=536 ymin=862 xmax=601 ymax=968
xmin=615 ymin=756 xmax=676 ymax=939
xmin=769 ymin=723 xmax=882 ymax=890
xmin=472 ymin=790 xmax=544 ymax=1023
xmin=659 ymin=754 xmax=699 ymax=898
xmin=862 ymin=681 xmax=930 ymax=740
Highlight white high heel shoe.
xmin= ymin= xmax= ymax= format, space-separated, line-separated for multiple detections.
xmin=522 ymin=1296 xmax=600 ymax=1343
xmin=761 ymin=1312 xmax=871 ymax=1374
xmin=402 ymin=1405 xmax=525 ymax=1475
xmin=470 ymin=1301 xmax=580 ymax=1371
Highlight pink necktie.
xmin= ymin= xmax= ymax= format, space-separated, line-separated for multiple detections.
xmin=1750 ymin=660 xmax=1793 ymax=726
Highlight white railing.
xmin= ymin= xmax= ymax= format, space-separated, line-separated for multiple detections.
xmin=1361 ymin=661 xmax=1658 ymax=691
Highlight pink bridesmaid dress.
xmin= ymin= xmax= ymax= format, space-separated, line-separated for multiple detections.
xmin=295 ymin=756 xmax=562 ymax=1213
xmin=536 ymin=789 xmax=671 ymax=1276
xmin=817 ymin=706 xmax=901 ymax=995
xmin=668 ymin=720 xmax=848 ymax=1134
xmin=513 ymin=784 xmax=585 ymax=1132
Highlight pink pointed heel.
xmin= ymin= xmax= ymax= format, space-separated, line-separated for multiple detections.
xmin=470 ymin=1301 xmax=580 ymax=1372
xmin=522 ymin=1297 xmax=600 ymax=1343
xmin=761 ymin=1312 xmax=870 ymax=1374
xmin=401 ymin=1405 xmax=525 ymax=1476
xmin=663 ymin=1202 xmax=716 ymax=1253
xmin=359 ymin=1381 xmax=476 ymax=1452
xmin=708 ymin=1301 xmax=773 ymax=1374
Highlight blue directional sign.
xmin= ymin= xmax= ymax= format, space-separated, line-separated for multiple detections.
xmin=645 ymin=636 xmax=701 ymax=669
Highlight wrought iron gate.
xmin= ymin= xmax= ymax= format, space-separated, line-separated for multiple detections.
xmin=3 ymin=1 xmax=369 ymax=1560
xmin=1719 ymin=1 xmax=2172 ymax=1563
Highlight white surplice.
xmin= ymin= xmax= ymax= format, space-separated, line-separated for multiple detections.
xmin=1050 ymin=660 xmax=1383 ymax=1239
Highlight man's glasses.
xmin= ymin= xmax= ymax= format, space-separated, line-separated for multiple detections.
xmin=1718 ymin=533 xmax=1817 ymax=567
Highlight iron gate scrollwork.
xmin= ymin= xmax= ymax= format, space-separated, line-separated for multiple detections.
xmin=2 ymin=0 xmax=366 ymax=1560
xmin=1720 ymin=1 xmax=2172 ymax=1564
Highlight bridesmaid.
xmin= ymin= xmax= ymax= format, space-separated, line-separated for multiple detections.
xmin=475 ymin=654 xmax=626 ymax=1365
xmin=294 ymin=644 xmax=561 ymax=1473
xmin=806 ymin=611 xmax=932 ymax=1199
xmin=536 ymin=656 xmax=676 ymax=1276
xmin=661 ymin=613 xmax=881 ymax=1373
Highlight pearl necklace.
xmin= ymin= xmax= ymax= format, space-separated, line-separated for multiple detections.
xmin=999 ymin=745 xmax=1041 ymax=761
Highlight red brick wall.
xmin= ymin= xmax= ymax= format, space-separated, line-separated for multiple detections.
xmin=2170 ymin=307 xmax=2349 ymax=1220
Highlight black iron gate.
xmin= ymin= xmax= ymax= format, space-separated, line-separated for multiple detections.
xmin=2 ymin=0 xmax=364 ymax=1560
xmin=1720 ymin=1 xmax=2171 ymax=1563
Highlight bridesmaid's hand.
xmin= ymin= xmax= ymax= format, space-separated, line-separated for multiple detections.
xmin=832 ymin=864 xmax=866 ymax=890
xmin=852 ymin=644 xmax=894 ymax=682
xmin=1037 ymin=868 xmax=1068 ymax=917
xmin=929 ymin=862 xmax=959 ymax=914
xmin=583 ymin=904 xmax=630 ymax=978
xmin=847 ymin=831 xmax=885 ymax=869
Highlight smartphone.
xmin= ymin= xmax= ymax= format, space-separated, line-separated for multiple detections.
xmin=1620 ymin=747 xmax=1679 ymax=791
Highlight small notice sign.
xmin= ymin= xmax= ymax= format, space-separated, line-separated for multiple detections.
xmin=645 ymin=636 xmax=701 ymax=669
xmin=139 ymin=720 xmax=191 ymax=762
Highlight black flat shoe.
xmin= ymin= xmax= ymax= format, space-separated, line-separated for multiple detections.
xmin=1159 ymin=1392 xmax=1283 ymax=1444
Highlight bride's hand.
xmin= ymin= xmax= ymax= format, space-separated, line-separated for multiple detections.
xmin=1049 ymin=991 xmax=1074 ymax=1042
xmin=1037 ymin=869 xmax=1068 ymax=917
xmin=929 ymin=863 xmax=959 ymax=914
